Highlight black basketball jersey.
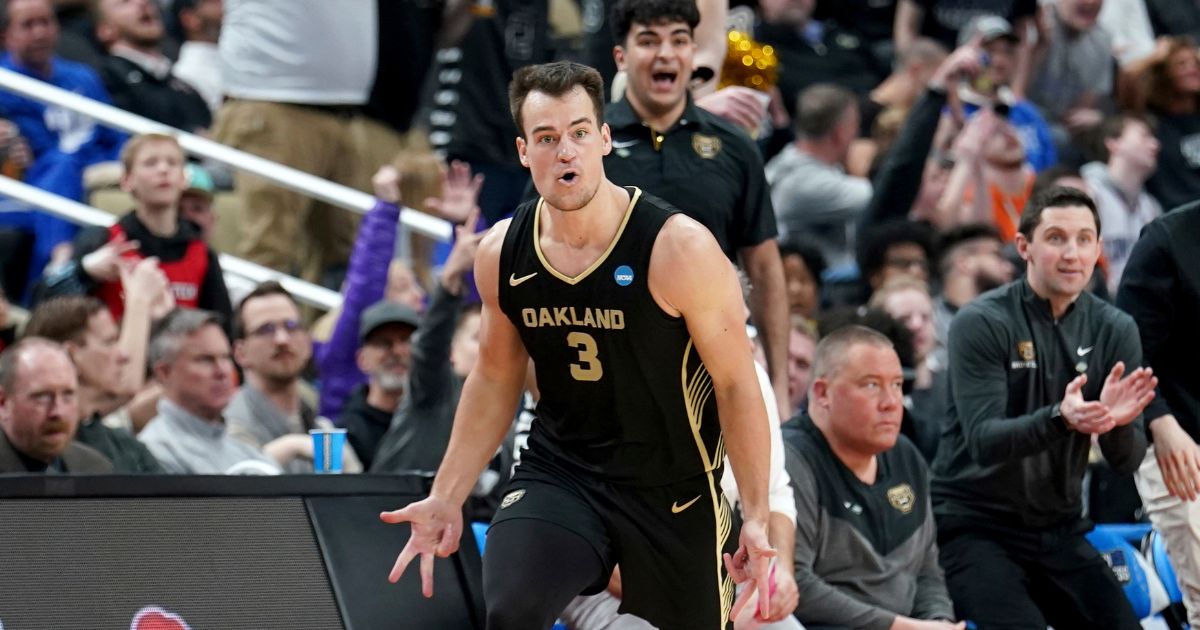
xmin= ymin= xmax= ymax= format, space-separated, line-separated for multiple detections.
xmin=498 ymin=188 xmax=723 ymax=486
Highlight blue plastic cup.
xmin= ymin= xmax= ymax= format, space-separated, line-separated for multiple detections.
xmin=310 ymin=428 xmax=347 ymax=474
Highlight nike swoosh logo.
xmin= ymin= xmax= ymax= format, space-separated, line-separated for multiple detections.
xmin=1077 ymin=346 xmax=1094 ymax=356
xmin=671 ymin=495 xmax=702 ymax=514
xmin=509 ymin=272 xmax=538 ymax=287
xmin=611 ymin=139 xmax=640 ymax=149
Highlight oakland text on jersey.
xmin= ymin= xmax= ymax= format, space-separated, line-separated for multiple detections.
xmin=520 ymin=306 xmax=626 ymax=330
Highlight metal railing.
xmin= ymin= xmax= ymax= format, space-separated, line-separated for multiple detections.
xmin=0 ymin=176 xmax=342 ymax=310
xmin=0 ymin=66 xmax=453 ymax=242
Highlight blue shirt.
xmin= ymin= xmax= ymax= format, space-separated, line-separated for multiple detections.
xmin=963 ymin=100 xmax=1058 ymax=173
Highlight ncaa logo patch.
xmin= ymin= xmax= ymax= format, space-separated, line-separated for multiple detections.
xmin=500 ymin=489 xmax=526 ymax=509
xmin=614 ymin=265 xmax=634 ymax=286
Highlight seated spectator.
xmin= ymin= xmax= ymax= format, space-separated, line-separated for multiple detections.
xmin=767 ymin=83 xmax=872 ymax=271
xmin=858 ymin=220 xmax=935 ymax=295
xmin=170 ymin=0 xmax=223 ymax=116
xmin=38 ymin=133 xmax=232 ymax=327
xmin=779 ymin=236 xmax=826 ymax=323
xmin=870 ymin=277 xmax=944 ymax=461
xmin=92 ymin=0 xmax=210 ymax=132
xmin=138 ymin=309 xmax=279 ymax=474
xmin=0 ymin=337 xmax=112 ymax=473
xmin=935 ymin=108 xmax=1035 ymax=240
xmin=369 ymin=208 xmax=487 ymax=474
xmin=0 ymin=0 xmax=125 ymax=291
xmin=956 ymin=15 xmax=1058 ymax=173
xmin=931 ymin=187 xmax=1154 ymax=628
xmin=785 ymin=325 xmax=959 ymax=629
xmin=785 ymin=315 xmax=816 ymax=419
xmin=340 ymin=300 xmax=419 ymax=470
xmin=23 ymin=294 xmax=165 ymax=472
xmin=1026 ymin=0 xmax=1115 ymax=161
xmin=1081 ymin=114 xmax=1163 ymax=295
xmin=930 ymin=223 xmax=1014 ymax=370
xmin=225 ymin=281 xmax=359 ymax=473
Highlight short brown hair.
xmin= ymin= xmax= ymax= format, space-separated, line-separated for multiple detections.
xmin=1018 ymin=185 xmax=1101 ymax=240
xmin=810 ymin=325 xmax=894 ymax=382
xmin=120 ymin=132 xmax=183 ymax=172
xmin=509 ymin=61 xmax=606 ymax=138
xmin=23 ymin=296 xmax=108 ymax=344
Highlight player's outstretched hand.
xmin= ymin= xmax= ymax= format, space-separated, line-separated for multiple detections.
xmin=380 ymin=495 xmax=463 ymax=598
xmin=1099 ymin=362 xmax=1157 ymax=427
xmin=724 ymin=518 xmax=776 ymax=621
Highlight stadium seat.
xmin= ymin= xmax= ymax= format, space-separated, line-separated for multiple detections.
xmin=1149 ymin=529 xmax=1185 ymax=606
xmin=1087 ymin=525 xmax=1169 ymax=620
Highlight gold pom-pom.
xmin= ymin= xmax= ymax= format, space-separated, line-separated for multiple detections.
xmin=720 ymin=31 xmax=778 ymax=92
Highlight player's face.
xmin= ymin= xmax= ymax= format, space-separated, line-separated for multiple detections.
xmin=515 ymin=86 xmax=611 ymax=212
xmin=818 ymin=343 xmax=904 ymax=456
xmin=614 ymin=20 xmax=695 ymax=119
xmin=1017 ymin=205 xmax=1101 ymax=303
xmin=122 ymin=140 xmax=186 ymax=210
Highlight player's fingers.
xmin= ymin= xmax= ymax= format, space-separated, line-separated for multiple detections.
xmin=388 ymin=545 xmax=417 ymax=583
xmin=757 ymin=575 xmax=772 ymax=620
xmin=420 ymin=551 xmax=435 ymax=598
xmin=729 ymin=580 xmax=756 ymax=622
xmin=436 ymin=522 xmax=460 ymax=557
xmin=379 ymin=507 xmax=413 ymax=524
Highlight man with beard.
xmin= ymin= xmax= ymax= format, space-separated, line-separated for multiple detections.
xmin=225 ymin=281 xmax=359 ymax=473
xmin=929 ymin=223 xmax=1014 ymax=372
xmin=0 ymin=338 xmax=113 ymax=473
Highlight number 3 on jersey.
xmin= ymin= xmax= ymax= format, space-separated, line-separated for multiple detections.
xmin=568 ymin=332 xmax=603 ymax=381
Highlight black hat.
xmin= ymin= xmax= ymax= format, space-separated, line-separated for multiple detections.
xmin=359 ymin=301 xmax=421 ymax=344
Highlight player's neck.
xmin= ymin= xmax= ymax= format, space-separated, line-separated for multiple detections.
xmin=543 ymin=182 xmax=630 ymax=249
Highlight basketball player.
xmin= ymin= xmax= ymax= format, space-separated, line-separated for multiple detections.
xmin=381 ymin=61 xmax=774 ymax=629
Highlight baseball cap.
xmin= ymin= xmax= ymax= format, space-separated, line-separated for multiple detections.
xmin=359 ymin=301 xmax=421 ymax=343
xmin=959 ymin=15 xmax=1018 ymax=47
xmin=184 ymin=163 xmax=214 ymax=197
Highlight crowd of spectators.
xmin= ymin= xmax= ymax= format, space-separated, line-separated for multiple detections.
xmin=0 ymin=0 xmax=1199 ymax=627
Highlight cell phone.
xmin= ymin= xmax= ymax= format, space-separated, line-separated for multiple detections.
xmin=991 ymin=102 xmax=1011 ymax=118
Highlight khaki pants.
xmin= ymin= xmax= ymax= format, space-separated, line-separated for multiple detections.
xmin=213 ymin=99 xmax=377 ymax=283
xmin=1135 ymin=446 xmax=1200 ymax=626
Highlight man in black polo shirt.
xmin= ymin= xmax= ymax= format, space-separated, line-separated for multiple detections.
xmin=931 ymin=186 xmax=1158 ymax=629
xmin=604 ymin=0 xmax=789 ymax=416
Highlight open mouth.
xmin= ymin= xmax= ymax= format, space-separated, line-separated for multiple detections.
xmin=558 ymin=170 xmax=579 ymax=185
xmin=651 ymin=72 xmax=678 ymax=90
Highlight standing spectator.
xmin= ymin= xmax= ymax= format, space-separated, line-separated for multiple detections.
xmin=178 ymin=162 xmax=215 ymax=242
xmin=93 ymin=0 xmax=211 ymax=132
xmin=1026 ymin=0 xmax=1115 ymax=158
xmin=37 ymin=133 xmax=233 ymax=327
xmin=368 ymin=208 xmax=484 ymax=474
xmin=786 ymin=326 xmax=960 ymax=630
xmin=170 ymin=0 xmax=223 ymax=116
xmin=214 ymin=0 xmax=375 ymax=283
xmin=1081 ymin=114 xmax=1162 ymax=295
xmin=225 ymin=282 xmax=358 ymax=473
xmin=0 ymin=338 xmax=113 ymax=473
xmin=935 ymin=108 xmax=1035 ymax=240
xmin=767 ymin=83 xmax=871 ymax=271
xmin=138 ymin=308 xmax=279 ymax=474
xmin=0 ymin=0 xmax=125 ymax=291
xmin=604 ymin=0 xmax=791 ymax=416
xmin=894 ymin=0 xmax=1037 ymax=54
xmin=956 ymin=15 xmax=1058 ymax=173
xmin=931 ymin=186 xmax=1155 ymax=629
xmin=1117 ymin=200 xmax=1200 ymax=629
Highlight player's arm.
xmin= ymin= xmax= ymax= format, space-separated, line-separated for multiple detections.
xmin=651 ymin=215 xmax=772 ymax=523
xmin=428 ymin=219 xmax=531 ymax=506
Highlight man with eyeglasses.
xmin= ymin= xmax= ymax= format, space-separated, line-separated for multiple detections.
xmin=0 ymin=338 xmax=113 ymax=473
xmin=224 ymin=281 xmax=360 ymax=473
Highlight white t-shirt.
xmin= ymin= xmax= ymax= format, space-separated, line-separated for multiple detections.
xmin=219 ymin=0 xmax=376 ymax=105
